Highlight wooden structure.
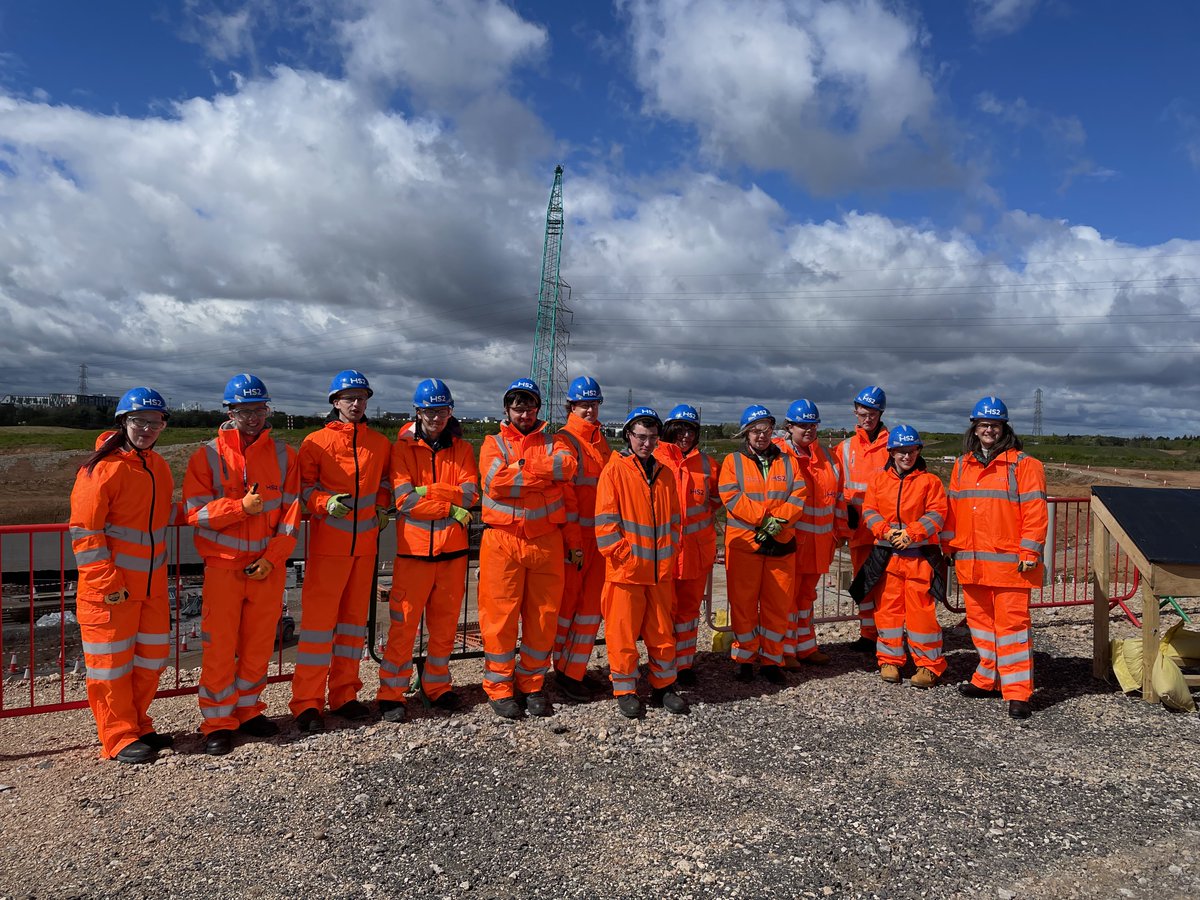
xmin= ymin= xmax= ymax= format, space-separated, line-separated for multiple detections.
xmin=1091 ymin=486 xmax=1200 ymax=703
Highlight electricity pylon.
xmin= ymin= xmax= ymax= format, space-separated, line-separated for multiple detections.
xmin=530 ymin=165 xmax=572 ymax=429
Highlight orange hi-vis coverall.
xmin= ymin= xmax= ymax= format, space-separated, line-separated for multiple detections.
xmin=380 ymin=421 xmax=478 ymax=704
xmin=478 ymin=420 xmax=578 ymax=701
xmin=861 ymin=461 xmax=949 ymax=675
xmin=595 ymin=452 xmax=682 ymax=695
xmin=777 ymin=438 xmax=850 ymax=660
xmin=183 ymin=423 xmax=300 ymax=734
xmin=719 ymin=445 xmax=807 ymax=666
xmin=69 ymin=433 xmax=179 ymax=759
xmin=944 ymin=449 xmax=1048 ymax=701
xmin=553 ymin=413 xmax=612 ymax=680
xmin=835 ymin=424 xmax=890 ymax=640
xmin=653 ymin=441 xmax=719 ymax=672
xmin=290 ymin=420 xmax=392 ymax=716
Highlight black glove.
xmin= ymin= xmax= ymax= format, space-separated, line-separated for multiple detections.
xmin=846 ymin=505 xmax=860 ymax=531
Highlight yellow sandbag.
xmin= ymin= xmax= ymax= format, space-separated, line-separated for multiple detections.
xmin=711 ymin=608 xmax=734 ymax=653
xmin=1151 ymin=650 xmax=1196 ymax=713
xmin=1111 ymin=638 xmax=1143 ymax=694
xmin=1159 ymin=620 xmax=1200 ymax=668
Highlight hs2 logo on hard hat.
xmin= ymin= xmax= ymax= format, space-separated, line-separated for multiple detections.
xmin=243 ymin=387 xmax=264 ymax=396
xmin=429 ymin=394 xmax=449 ymax=403
xmin=981 ymin=406 xmax=1003 ymax=417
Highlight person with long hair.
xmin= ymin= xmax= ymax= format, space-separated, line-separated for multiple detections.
xmin=69 ymin=387 xmax=178 ymax=763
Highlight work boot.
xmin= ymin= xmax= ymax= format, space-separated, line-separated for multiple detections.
xmin=616 ymin=693 xmax=644 ymax=719
xmin=295 ymin=707 xmax=325 ymax=734
xmin=782 ymin=655 xmax=804 ymax=671
xmin=676 ymin=667 xmax=697 ymax=687
xmin=139 ymin=731 xmax=175 ymax=751
xmin=800 ymin=649 xmax=831 ymax=666
xmin=489 ymin=696 xmax=523 ymax=719
xmin=910 ymin=668 xmax=938 ymax=690
xmin=650 ymin=685 xmax=690 ymax=715
xmin=579 ymin=672 xmax=604 ymax=693
xmin=1008 ymin=700 xmax=1033 ymax=720
xmin=114 ymin=740 xmax=156 ymax=765
xmin=554 ymin=670 xmax=591 ymax=703
xmin=879 ymin=664 xmax=902 ymax=684
xmin=237 ymin=715 xmax=280 ymax=738
xmin=523 ymin=691 xmax=553 ymax=717
xmin=733 ymin=663 xmax=754 ymax=683
xmin=429 ymin=690 xmax=462 ymax=712
xmin=958 ymin=682 xmax=1000 ymax=699
xmin=332 ymin=699 xmax=371 ymax=721
xmin=760 ymin=665 xmax=786 ymax=685
xmin=205 ymin=729 xmax=235 ymax=756
xmin=378 ymin=699 xmax=408 ymax=724
xmin=849 ymin=636 xmax=875 ymax=653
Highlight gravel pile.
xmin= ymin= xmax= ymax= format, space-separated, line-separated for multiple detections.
xmin=2 ymin=607 xmax=1199 ymax=899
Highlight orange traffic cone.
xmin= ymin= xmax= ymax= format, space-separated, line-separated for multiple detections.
xmin=6 ymin=654 xmax=17 ymax=674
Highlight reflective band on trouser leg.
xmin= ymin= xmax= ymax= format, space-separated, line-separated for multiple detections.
xmin=234 ymin=566 xmax=287 ymax=725
xmin=962 ymin=584 xmax=1000 ymax=692
xmin=513 ymin=529 xmax=565 ymax=696
xmin=378 ymin=557 xmax=431 ymax=703
xmin=478 ymin=530 xmax=524 ymax=700
xmin=289 ymin=555 xmax=352 ymax=716
xmin=643 ymin=581 xmax=677 ymax=689
xmin=198 ymin=568 xmax=247 ymax=734
xmin=328 ymin=554 xmax=376 ymax=710
xmin=726 ymin=549 xmax=765 ymax=663
xmin=874 ymin=565 xmax=908 ymax=667
xmin=78 ymin=597 xmax=143 ymax=758
xmin=130 ymin=595 xmax=170 ymax=741
xmin=899 ymin=558 xmax=946 ymax=676
xmin=554 ymin=561 xmax=582 ymax=662
xmin=792 ymin=573 xmax=821 ymax=659
xmin=602 ymin=582 xmax=645 ymax=696
xmin=755 ymin=556 xmax=794 ymax=666
xmin=556 ymin=545 xmax=605 ymax=681
xmin=851 ymin=544 xmax=878 ymax=639
xmin=994 ymin=587 xmax=1034 ymax=701
xmin=672 ymin=575 xmax=706 ymax=670
xmin=421 ymin=556 xmax=469 ymax=701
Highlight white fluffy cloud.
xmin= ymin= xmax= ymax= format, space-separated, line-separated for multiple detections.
xmin=968 ymin=0 xmax=1041 ymax=39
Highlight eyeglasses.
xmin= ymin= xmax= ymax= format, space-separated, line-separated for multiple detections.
xmin=508 ymin=406 xmax=538 ymax=414
xmin=628 ymin=432 xmax=657 ymax=443
xmin=975 ymin=422 xmax=1004 ymax=431
xmin=231 ymin=407 xmax=270 ymax=421
xmin=335 ymin=393 xmax=369 ymax=404
xmin=789 ymin=423 xmax=818 ymax=431
xmin=417 ymin=408 xmax=452 ymax=419
xmin=747 ymin=426 xmax=773 ymax=436
xmin=855 ymin=409 xmax=881 ymax=418
xmin=127 ymin=417 xmax=167 ymax=432
xmin=892 ymin=448 xmax=920 ymax=456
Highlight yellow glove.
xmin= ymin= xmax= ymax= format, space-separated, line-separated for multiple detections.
xmin=450 ymin=505 xmax=472 ymax=526
xmin=414 ymin=486 xmax=428 ymax=497
xmin=326 ymin=493 xmax=352 ymax=518
xmin=760 ymin=517 xmax=784 ymax=537
xmin=1017 ymin=559 xmax=1038 ymax=572
xmin=244 ymin=559 xmax=274 ymax=581
xmin=376 ymin=507 xmax=391 ymax=530
xmin=104 ymin=589 xmax=129 ymax=605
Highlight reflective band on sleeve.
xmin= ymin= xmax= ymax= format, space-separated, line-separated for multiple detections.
xmin=74 ymin=546 xmax=111 ymax=565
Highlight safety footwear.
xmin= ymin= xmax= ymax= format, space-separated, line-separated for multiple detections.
xmin=554 ymin=671 xmax=592 ymax=703
xmin=378 ymin=699 xmax=408 ymax=724
xmin=332 ymin=699 xmax=371 ymax=721
xmin=849 ymin=636 xmax=875 ymax=653
xmin=958 ymin=682 xmax=1001 ymax=699
xmin=799 ymin=649 xmax=831 ymax=666
xmin=237 ymin=715 xmax=280 ymax=738
xmin=676 ymin=667 xmax=697 ymax=687
xmin=760 ymin=665 xmax=786 ymax=685
xmin=489 ymin=696 xmax=523 ymax=719
xmin=295 ymin=707 xmax=325 ymax=734
xmin=910 ymin=668 xmax=938 ymax=689
xmin=733 ymin=663 xmax=755 ymax=683
xmin=139 ymin=731 xmax=174 ymax=751
xmin=616 ymin=693 xmax=644 ymax=719
xmin=650 ymin=686 xmax=690 ymax=714
xmin=429 ymin=690 xmax=462 ymax=712
xmin=579 ymin=672 xmax=605 ymax=693
xmin=523 ymin=691 xmax=553 ymax=717
xmin=1008 ymin=700 xmax=1033 ymax=720
xmin=782 ymin=655 xmax=804 ymax=671
xmin=880 ymin=664 xmax=902 ymax=684
xmin=205 ymin=730 xmax=235 ymax=756
xmin=114 ymin=740 xmax=156 ymax=765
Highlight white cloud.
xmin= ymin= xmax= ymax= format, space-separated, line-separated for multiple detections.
xmin=968 ymin=0 xmax=1041 ymax=39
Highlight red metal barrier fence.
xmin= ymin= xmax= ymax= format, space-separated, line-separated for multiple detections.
xmin=0 ymin=498 xmax=1141 ymax=719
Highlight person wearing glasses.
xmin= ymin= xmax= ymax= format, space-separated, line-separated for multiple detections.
xmin=834 ymin=386 xmax=890 ymax=652
xmin=854 ymin=426 xmax=948 ymax=688
xmin=477 ymin=378 xmax=577 ymax=719
xmin=290 ymin=370 xmax=393 ymax=734
xmin=943 ymin=397 xmax=1047 ymax=720
xmin=69 ymin=387 xmax=178 ymax=764
xmin=377 ymin=379 xmax=478 ymax=723
xmin=182 ymin=374 xmax=301 ymax=755
xmin=720 ymin=406 xmax=807 ymax=684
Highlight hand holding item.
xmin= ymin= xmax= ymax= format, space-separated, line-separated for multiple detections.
xmin=242 ymin=483 xmax=264 ymax=515
xmin=326 ymin=494 xmax=352 ymax=518
xmin=244 ymin=559 xmax=274 ymax=581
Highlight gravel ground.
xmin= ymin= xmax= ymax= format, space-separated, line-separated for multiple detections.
xmin=1 ymin=606 xmax=1199 ymax=900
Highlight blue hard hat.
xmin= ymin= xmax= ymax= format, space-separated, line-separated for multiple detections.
xmin=623 ymin=405 xmax=662 ymax=433
xmin=971 ymin=395 xmax=1009 ymax=422
xmin=567 ymin=376 xmax=603 ymax=403
xmin=115 ymin=387 xmax=169 ymax=420
xmin=785 ymin=398 xmax=820 ymax=425
xmin=665 ymin=404 xmax=700 ymax=426
xmin=739 ymin=405 xmax=774 ymax=432
xmin=328 ymin=369 xmax=372 ymax=403
xmin=854 ymin=386 xmax=887 ymax=411
xmin=887 ymin=424 xmax=923 ymax=450
xmin=223 ymin=373 xmax=270 ymax=407
xmin=504 ymin=378 xmax=541 ymax=407
xmin=413 ymin=378 xmax=454 ymax=409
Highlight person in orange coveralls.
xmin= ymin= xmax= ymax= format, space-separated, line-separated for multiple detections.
xmin=477 ymin=378 xmax=577 ymax=719
xmin=652 ymin=404 xmax=718 ymax=686
xmin=834 ymin=385 xmax=890 ymax=651
xmin=595 ymin=407 xmax=686 ymax=719
xmin=945 ymin=396 xmax=1047 ymax=720
xmin=69 ymin=387 xmax=178 ymax=764
xmin=552 ymin=375 xmax=612 ymax=703
xmin=856 ymin=426 xmax=948 ymax=689
xmin=776 ymin=399 xmax=849 ymax=669
xmin=183 ymin=374 xmax=300 ymax=755
xmin=377 ymin=378 xmax=478 ymax=724
xmin=720 ymin=405 xmax=807 ymax=684
xmin=289 ymin=369 xmax=392 ymax=734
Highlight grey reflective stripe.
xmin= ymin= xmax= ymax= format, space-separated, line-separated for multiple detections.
xmin=296 ymin=651 xmax=331 ymax=666
xmin=281 ymin=492 xmax=298 ymax=507
xmin=336 ymin=623 xmax=368 ymax=638
xmin=426 ymin=654 xmax=450 ymax=667
xmin=353 ymin=494 xmax=375 ymax=510
xmin=998 ymin=649 xmax=1031 ymax=666
xmin=975 ymin=662 xmax=998 ymax=678
xmin=725 ymin=515 xmax=757 ymax=532
xmin=389 ymin=607 xmax=404 ymax=625
xmin=300 ymin=628 xmax=335 ymax=643
xmin=563 ymin=650 xmax=591 ymax=664
xmin=204 ymin=441 xmax=226 ymax=500
xmin=683 ymin=518 xmax=713 ymax=535
xmin=906 ymin=629 xmax=942 ymax=644
xmin=573 ymin=614 xmax=602 ymax=626
xmin=332 ymin=645 xmax=360 ymax=659
xmin=940 ymin=530 xmax=955 ymax=542
xmin=877 ymin=626 xmax=904 ymax=639
xmin=1018 ymin=491 xmax=1046 ymax=502
xmin=731 ymin=646 xmax=756 ymax=661
xmin=323 ymin=515 xmax=373 ymax=534
xmin=236 ymin=675 xmax=266 ymax=691
xmin=577 ymin=516 xmax=596 ymax=528
xmin=201 ymin=631 xmax=212 ymax=644
xmin=87 ymin=660 xmax=134 ymax=681
xmin=277 ymin=521 xmax=297 ymax=537
xmin=760 ymin=627 xmax=784 ymax=642
xmin=236 ymin=695 xmax=261 ymax=707
xmin=274 ymin=438 xmax=289 ymax=486
xmin=195 ymin=528 xmax=270 ymax=554
xmin=673 ymin=620 xmax=693 ymax=634
xmin=862 ymin=510 xmax=885 ymax=528
xmin=300 ymin=485 xmax=315 ymax=503
xmin=483 ymin=670 xmax=510 ymax=683
xmin=647 ymin=656 xmax=675 ymax=678
xmin=552 ymin=454 xmax=563 ymax=482
xmin=483 ymin=458 xmax=504 ymax=494
xmin=201 ymin=703 xmax=236 ymax=718
xmin=947 ymin=489 xmax=1014 ymax=501
xmin=734 ymin=629 xmax=756 ymax=643
xmin=595 ymin=513 xmax=620 ymax=527
xmin=105 ymin=523 xmax=154 ymax=545
xmin=1000 ymin=670 xmax=1032 ymax=686
xmin=676 ymin=637 xmax=697 ymax=652
xmin=918 ymin=512 xmax=944 ymax=529
xmin=423 ymin=671 xmax=451 ymax=685
xmin=185 ymin=495 xmax=212 ymax=511
xmin=398 ymin=486 xmax=420 ymax=514
xmin=136 ymin=631 xmax=170 ymax=646
xmin=996 ymin=630 xmax=1030 ymax=648
xmin=70 ymin=526 xmax=104 ymax=539
xmin=1021 ymin=539 xmax=1044 ymax=554
xmin=621 ymin=520 xmax=672 ymax=540
xmin=793 ymin=521 xmax=832 ymax=534
xmin=481 ymin=495 xmax=563 ymax=520
xmin=460 ymin=483 xmax=478 ymax=506
xmin=575 ymin=476 xmax=598 ymax=487
xmin=260 ymin=497 xmax=282 ymax=513
xmin=610 ymin=670 xmax=638 ymax=690
xmin=380 ymin=659 xmax=405 ymax=676
xmin=199 ymin=684 xmax=237 ymax=702
xmin=804 ymin=503 xmax=833 ymax=517
xmin=629 ymin=544 xmax=657 ymax=561
xmin=485 ymin=650 xmax=515 ymax=664
xmin=595 ymin=531 xmax=620 ymax=549
xmin=82 ymin=635 xmax=136 ymax=655
xmin=74 ymin=546 xmax=111 ymax=565
xmin=113 ymin=552 xmax=154 ymax=573
xmin=969 ymin=627 xmax=996 ymax=645
xmin=957 ymin=550 xmax=1020 ymax=564
xmin=685 ymin=503 xmax=709 ymax=517
xmin=519 ymin=644 xmax=550 ymax=663
xmin=914 ymin=647 xmax=944 ymax=661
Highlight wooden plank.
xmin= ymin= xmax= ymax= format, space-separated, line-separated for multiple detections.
xmin=1148 ymin=563 xmax=1200 ymax=597
xmin=1091 ymin=513 xmax=1111 ymax=680
xmin=1089 ymin=496 xmax=1153 ymax=577
xmin=1141 ymin=579 xmax=1160 ymax=704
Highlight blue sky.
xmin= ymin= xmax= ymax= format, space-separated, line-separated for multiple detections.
xmin=0 ymin=1 xmax=1197 ymax=434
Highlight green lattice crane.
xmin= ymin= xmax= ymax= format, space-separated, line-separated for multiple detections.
xmin=530 ymin=165 xmax=571 ymax=428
